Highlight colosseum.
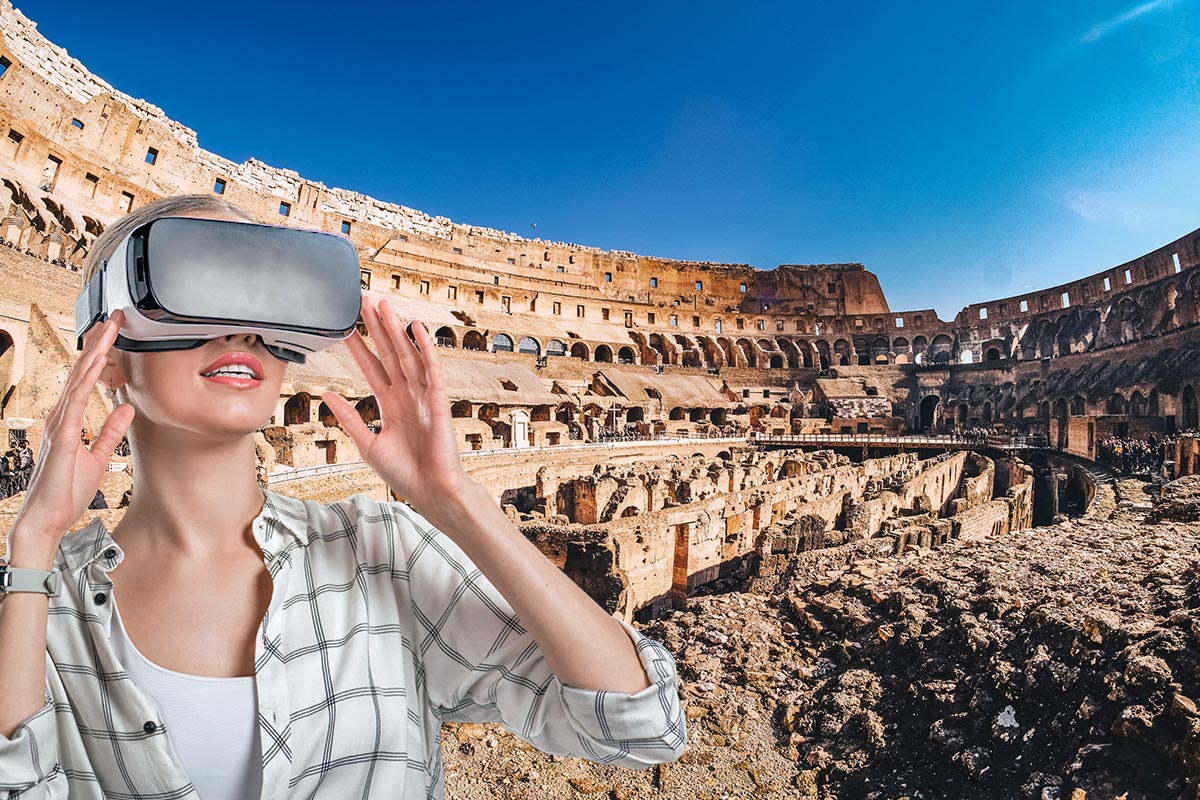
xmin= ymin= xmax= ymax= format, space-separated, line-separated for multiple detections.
xmin=1 ymin=3 xmax=1198 ymax=798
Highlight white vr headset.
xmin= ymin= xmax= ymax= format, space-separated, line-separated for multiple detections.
xmin=75 ymin=216 xmax=364 ymax=364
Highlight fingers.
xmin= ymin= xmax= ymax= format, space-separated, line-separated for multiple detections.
xmin=377 ymin=299 xmax=427 ymax=388
xmin=359 ymin=297 xmax=405 ymax=386
xmin=49 ymin=313 xmax=122 ymax=439
xmin=408 ymin=318 xmax=445 ymax=396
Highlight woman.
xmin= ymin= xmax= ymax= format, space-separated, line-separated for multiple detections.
xmin=0 ymin=195 xmax=686 ymax=799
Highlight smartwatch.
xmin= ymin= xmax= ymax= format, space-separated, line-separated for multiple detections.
xmin=0 ymin=562 xmax=61 ymax=597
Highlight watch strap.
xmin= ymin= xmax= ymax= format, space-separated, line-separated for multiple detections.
xmin=0 ymin=564 xmax=61 ymax=597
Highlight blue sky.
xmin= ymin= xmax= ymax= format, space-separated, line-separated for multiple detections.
xmin=20 ymin=0 xmax=1200 ymax=319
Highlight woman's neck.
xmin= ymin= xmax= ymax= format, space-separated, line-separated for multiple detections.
xmin=113 ymin=429 xmax=267 ymax=561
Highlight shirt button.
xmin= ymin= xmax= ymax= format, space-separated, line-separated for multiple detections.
xmin=143 ymin=720 xmax=158 ymax=734
xmin=104 ymin=548 xmax=118 ymax=559
xmin=94 ymin=592 xmax=107 ymax=605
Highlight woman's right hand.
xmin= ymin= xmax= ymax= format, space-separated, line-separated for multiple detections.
xmin=9 ymin=310 xmax=136 ymax=558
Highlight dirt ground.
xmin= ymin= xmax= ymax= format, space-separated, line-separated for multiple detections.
xmin=441 ymin=477 xmax=1200 ymax=800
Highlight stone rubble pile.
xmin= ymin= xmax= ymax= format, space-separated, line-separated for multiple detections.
xmin=440 ymin=480 xmax=1199 ymax=799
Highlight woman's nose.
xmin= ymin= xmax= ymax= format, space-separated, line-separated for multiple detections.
xmin=223 ymin=331 xmax=262 ymax=346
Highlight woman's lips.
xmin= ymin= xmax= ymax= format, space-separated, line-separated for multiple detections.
xmin=201 ymin=374 xmax=263 ymax=388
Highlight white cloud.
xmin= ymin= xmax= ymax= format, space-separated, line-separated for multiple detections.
xmin=1063 ymin=190 xmax=1154 ymax=225
xmin=1080 ymin=0 xmax=1173 ymax=44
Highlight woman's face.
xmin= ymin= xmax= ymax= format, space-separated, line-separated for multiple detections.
xmin=86 ymin=207 xmax=289 ymax=439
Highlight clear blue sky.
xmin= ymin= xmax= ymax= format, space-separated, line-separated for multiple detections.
xmin=19 ymin=0 xmax=1200 ymax=319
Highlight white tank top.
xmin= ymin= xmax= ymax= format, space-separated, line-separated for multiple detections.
xmin=109 ymin=592 xmax=264 ymax=800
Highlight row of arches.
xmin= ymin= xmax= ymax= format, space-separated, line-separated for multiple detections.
xmin=435 ymin=325 xmax=964 ymax=370
xmin=918 ymin=384 xmax=1200 ymax=431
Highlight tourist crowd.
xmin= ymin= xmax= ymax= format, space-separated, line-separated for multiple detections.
xmin=0 ymin=439 xmax=35 ymax=498
xmin=0 ymin=237 xmax=79 ymax=271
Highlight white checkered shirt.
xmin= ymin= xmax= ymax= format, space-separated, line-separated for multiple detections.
xmin=0 ymin=488 xmax=687 ymax=798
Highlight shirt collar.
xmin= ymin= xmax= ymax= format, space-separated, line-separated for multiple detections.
xmin=58 ymin=487 xmax=312 ymax=578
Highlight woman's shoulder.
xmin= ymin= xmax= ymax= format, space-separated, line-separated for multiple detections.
xmin=267 ymin=488 xmax=430 ymax=552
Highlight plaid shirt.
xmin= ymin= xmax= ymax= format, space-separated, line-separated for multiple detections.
xmin=0 ymin=488 xmax=687 ymax=798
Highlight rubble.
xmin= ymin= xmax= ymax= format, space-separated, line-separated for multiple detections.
xmin=442 ymin=480 xmax=1200 ymax=799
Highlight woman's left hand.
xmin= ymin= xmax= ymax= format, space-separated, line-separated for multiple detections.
xmin=322 ymin=296 xmax=476 ymax=515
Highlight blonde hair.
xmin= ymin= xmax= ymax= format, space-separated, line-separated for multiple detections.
xmin=81 ymin=194 xmax=256 ymax=290
xmin=84 ymin=194 xmax=257 ymax=405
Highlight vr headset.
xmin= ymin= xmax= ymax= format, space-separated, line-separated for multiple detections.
xmin=75 ymin=216 xmax=364 ymax=364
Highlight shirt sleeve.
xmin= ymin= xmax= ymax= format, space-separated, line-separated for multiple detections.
xmin=0 ymin=690 xmax=65 ymax=798
xmin=395 ymin=503 xmax=688 ymax=770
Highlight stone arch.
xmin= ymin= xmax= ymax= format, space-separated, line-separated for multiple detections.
xmin=451 ymin=400 xmax=473 ymax=418
xmin=284 ymin=392 xmax=311 ymax=425
xmin=518 ymin=336 xmax=541 ymax=355
xmin=492 ymin=333 xmax=514 ymax=352
xmin=463 ymin=330 xmax=487 ymax=351
xmin=919 ymin=395 xmax=940 ymax=430
xmin=871 ymin=336 xmax=889 ymax=363
xmin=735 ymin=338 xmax=757 ymax=368
xmin=354 ymin=396 xmax=380 ymax=424
xmin=570 ymin=342 xmax=590 ymax=360
xmin=317 ymin=401 xmax=337 ymax=427
xmin=547 ymin=339 xmax=567 ymax=356
xmin=555 ymin=402 xmax=578 ymax=424
xmin=595 ymin=344 xmax=613 ymax=363
xmin=1183 ymin=385 xmax=1198 ymax=430
xmin=434 ymin=326 xmax=457 ymax=347
xmin=930 ymin=334 xmax=954 ymax=363
xmin=1130 ymin=390 xmax=1147 ymax=417
xmin=833 ymin=339 xmax=851 ymax=366
xmin=617 ymin=346 xmax=636 ymax=364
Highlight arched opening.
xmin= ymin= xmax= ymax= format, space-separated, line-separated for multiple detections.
xmin=770 ymin=354 xmax=784 ymax=368
xmin=919 ymin=395 xmax=940 ymax=430
xmin=594 ymin=344 xmax=613 ymax=363
xmin=317 ymin=402 xmax=337 ymax=427
xmin=555 ymin=402 xmax=577 ymax=424
xmin=462 ymin=330 xmax=487 ymax=351
xmin=617 ymin=346 xmax=635 ymax=364
xmin=1130 ymin=390 xmax=1147 ymax=417
xmin=354 ymin=396 xmax=380 ymax=425
xmin=492 ymin=333 xmax=514 ymax=352
xmin=986 ymin=347 xmax=1001 ymax=361
xmin=1070 ymin=396 xmax=1086 ymax=416
xmin=518 ymin=336 xmax=541 ymax=355
xmin=547 ymin=339 xmax=567 ymax=356
xmin=434 ymin=326 xmax=457 ymax=347
xmin=284 ymin=392 xmax=311 ymax=425
xmin=451 ymin=400 xmax=473 ymax=418
xmin=570 ymin=342 xmax=590 ymax=360
xmin=1184 ymin=385 xmax=1198 ymax=430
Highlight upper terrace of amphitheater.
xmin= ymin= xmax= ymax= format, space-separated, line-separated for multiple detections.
xmin=0 ymin=0 xmax=1199 ymax=468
